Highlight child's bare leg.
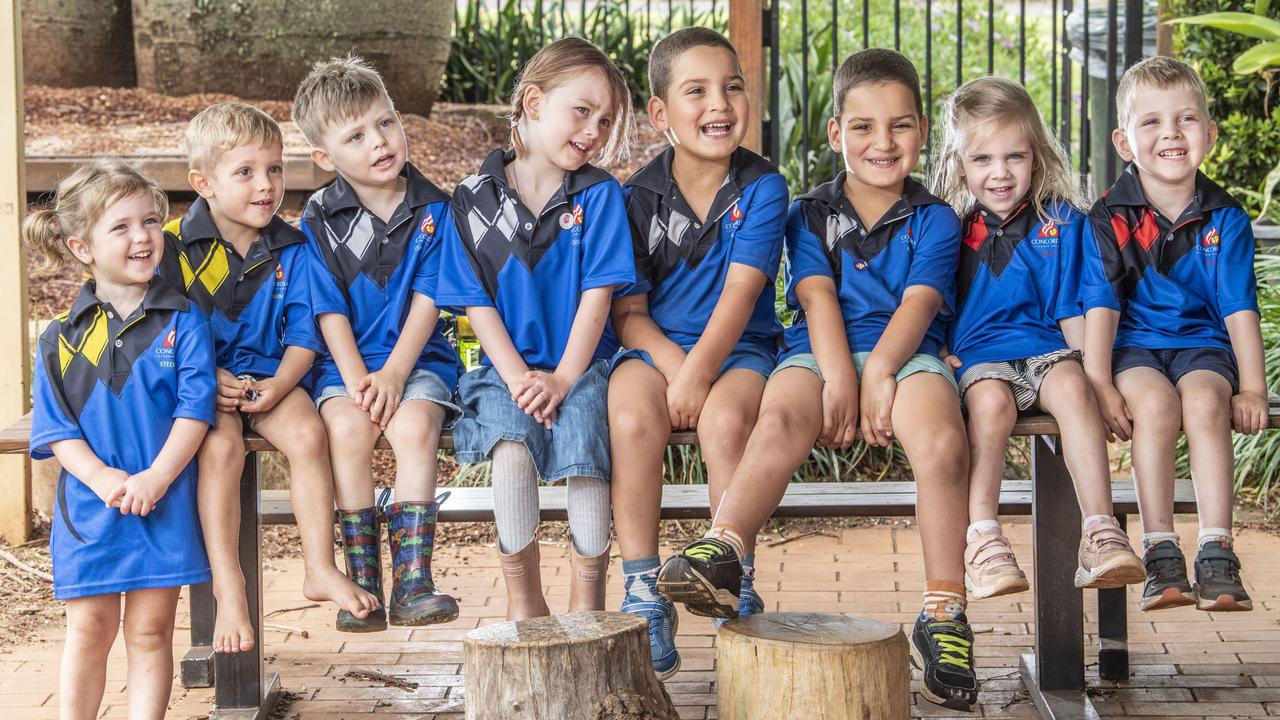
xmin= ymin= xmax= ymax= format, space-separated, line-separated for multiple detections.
xmin=253 ymin=389 xmax=378 ymax=618
xmin=197 ymin=410 xmax=254 ymax=653
xmin=698 ymin=369 xmax=766 ymax=517
xmin=319 ymin=398 xmax=381 ymax=511
xmin=121 ymin=586 xmax=181 ymax=720
xmin=963 ymin=380 xmax=1017 ymax=522
xmin=893 ymin=373 xmax=969 ymax=587
xmin=1115 ymin=368 xmax=1183 ymax=534
xmin=60 ymin=594 xmax=120 ymax=720
xmin=382 ymin=399 xmax=445 ymax=501
xmin=1036 ymin=361 xmax=1114 ymax=517
xmin=1176 ymin=370 xmax=1235 ymax=531
xmin=707 ymin=367 xmax=824 ymax=553
xmin=608 ymin=360 xmax=671 ymax=562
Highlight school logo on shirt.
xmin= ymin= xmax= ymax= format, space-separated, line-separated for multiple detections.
xmin=854 ymin=260 xmax=869 ymax=271
xmin=1038 ymin=221 xmax=1059 ymax=238
xmin=156 ymin=327 xmax=176 ymax=366
xmin=727 ymin=203 xmax=745 ymax=231
xmin=569 ymin=203 xmax=585 ymax=245
xmin=273 ymin=263 xmax=287 ymax=299
xmin=420 ymin=213 xmax=436 ymax=235
xmin=559 ymin=212 xmax=574 ymax=229
xmin=163 ymin=328 xmax=175 ymax=348
xmin=1200 ymin=227 xmax=1220 ymax=256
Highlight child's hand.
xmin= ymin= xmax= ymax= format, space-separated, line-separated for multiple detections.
xmin=944 ymin=355 xmax=962 ymax=371
xmin=238 ymin=377 xmax=285 ymax=415
xmin=85 ymin=466 xmax=129 ymax=507
xmin=113 ymin=468 xmax=173 ymax=517
xmin=1091 ymin=380 xmax=1132 ymax=442
xmin=216 ymin=368 xmax=246 ymax=413
xmin=819 ymin=374 xmax=859 ymax=449
xmin=1232 ymin=390 xmax=1269 ymax=435
xmin=665 ymin=367 xmax=712 ymax=430
xmin=859 ymin=370 xmax=897 ymax=447
xmin=357 ymin=369 xmax=407 ymax=429
xmin=513 ymin=371 xmax=572 ymax=430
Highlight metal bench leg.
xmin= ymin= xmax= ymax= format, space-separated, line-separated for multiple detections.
xmin=1097 ymin=515 xmax=1130 ymax=682
xmin=211 ymin=451 xmax=280 ymax=720
xmin=181 ymin=581 xmax=216 ymax=687
xmin=1019 ymin=435 xmax=1098 ymax=719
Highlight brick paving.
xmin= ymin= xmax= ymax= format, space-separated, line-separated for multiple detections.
xmin=4 ymin=518 xmax=1280 ymax=718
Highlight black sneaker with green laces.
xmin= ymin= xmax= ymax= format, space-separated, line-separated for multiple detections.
xmin=910 ymin=613 xmax=978 ymax=712
xmin=1194 ymin=539 xmax=1252 ymax=612
xmin=657 ymin=537 xmax=742 ymax=619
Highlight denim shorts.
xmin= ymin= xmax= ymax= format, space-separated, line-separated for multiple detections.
xmin=1113 ymin=345 xmax=1239 ymax=393
xmin=314 ymin=368 xmax=462 ymax=424
xmin=958 ymin=348 xmax=1082 ymax=410
xmin=773 ymin=350 xmax=960 ymax=394
xmin=451 ymin=359 xmax=611 ymax=483
xmin=608 ymin=338 xmax=777 ymax=379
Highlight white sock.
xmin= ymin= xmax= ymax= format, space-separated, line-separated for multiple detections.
xmin=1197 ymin=527 xmax=1233 ymax=548
xmin=492 ymin=440 xmax=541 ymax=554
xmin=1083 ymin=515 xmax=1114 ymax=530
xmin=966 ymin=519 xmax=1002 ymax=543
xmin=1141 ymin=531 xmax=1180 ymax=552
xmin=566 ymin=475 xmax=612 ymax=557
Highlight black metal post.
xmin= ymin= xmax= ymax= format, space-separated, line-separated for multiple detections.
xmin=180 ymin=582 xmax=216 ymax=688
xmin=1098 ymin=514 xmax=1131 ymax=682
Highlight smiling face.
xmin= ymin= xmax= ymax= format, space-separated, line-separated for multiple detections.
xmin=828 ymin=80 xmax=927 ymax=193
xmin=68 ymin=190 xmax=165 ymax=287
xmin=520 ymin=68 xmax=617 ymax=172
xmin=1113 ymin=83 xmax=1216 ymax=190
xmin=192 ymin=139 xmax=284 ymax=236
xmin=312 ymin=97 xmax=409 ymax=191
xmin=958 ymin=120 xmax=1034 ymax=219
xmin=649 ymin=44 xmax=749 ymax=162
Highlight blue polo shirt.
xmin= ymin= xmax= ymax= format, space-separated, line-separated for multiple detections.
xmin=949 ymin=199 xmax=1086 ymax=375
xmin=780 ymin=173 xmax=961 ymax=360
xmin=1080 ymin=165 xmax=1257 ymax=352
xmin=301 ymin=162 xmax=463 ymax=394
xmin=436 ymin=149 xmax=636 ymax=369
xmin=31 ymin=279 xmax=215 ymax=600
xmin=622 ymin=147 xmax=787 ymax=348
xmin=157 ymin=198 xmax=323 ymax=388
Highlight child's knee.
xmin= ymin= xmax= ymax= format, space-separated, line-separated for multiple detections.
xmin=201 ymin=415 xmax=245 ymax=463
xmin=698 ymin=403 xmax=756 ymax=451
xmin=755 ymin=401 xmax=811 ymax=441
xmin=65 ymin=611 xmax=118 ymax=649
xmin=910 ymin=424 xmax=969 ymax=479
xmin=382 ymin=405 xmax=443 ymax=451
xmin=1180 ymin=383 xmax=1231 ymax=430
xmin=610 ymin=401 xmax=666 ymax=445
xmin=124 ymin=622 xmax=173 ymax=654
xmin=323 ymin=404 xmax=380 ymax=448
xmin=1125 ymin=389 xmax=1182 ymax=430
xmin=965 ymin=385 xmax=1017 ymax=427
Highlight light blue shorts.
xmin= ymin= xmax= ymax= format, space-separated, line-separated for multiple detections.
xmin=773 ymin=350 xmax=959 ymax=394
xmin=609 ymin=339 xmax=778 ymax=379
xmin=314 ymin=368 xmax=462 ymax=424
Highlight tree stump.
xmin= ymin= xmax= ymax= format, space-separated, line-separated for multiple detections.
xmin=717 ymin=612 xmax=909 ymax=720
xmin=464 ymin=611 xmax=679 ymax=720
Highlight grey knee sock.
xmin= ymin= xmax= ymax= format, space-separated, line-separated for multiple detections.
xmin=492 ymin=440 xmax=540 ymax=554
xmin=567 ymin=475 xmax=612 ymax=556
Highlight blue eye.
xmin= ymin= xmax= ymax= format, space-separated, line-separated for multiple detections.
xmin=112 ymin=223 xmax=127 ymax=233
xmin=348 ymin=132 xmax=362 ymax=143
xmin=380 ymin=118 xmax=395 ymax=128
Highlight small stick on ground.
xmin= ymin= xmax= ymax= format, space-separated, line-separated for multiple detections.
xmin=766 ymin=530 xmax=836 ymax=547
xmin=0 ymin=549 xmax=53 ymax=583
xmin=265 ymin=603 xmax=320 ymax=619
xmin=344 ymin=668 xmax=419 ymax=691
xmin=264 ymin=622 xmax=309 ymax=638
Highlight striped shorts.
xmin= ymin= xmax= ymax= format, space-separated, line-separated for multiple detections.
xmin=958 ymin=348 xmax=1082 ymax=411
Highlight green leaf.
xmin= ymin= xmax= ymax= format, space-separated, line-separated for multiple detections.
xmin=1262 ymin=159 xmax=1280 ymax=219
xmin=1169 ymin=11 xmax=1280 ymax=40
xmin=1258 ymin=0 xmax=1273 ymax=18
xmin=1233 ymin=40 xmax=1280 ymax=74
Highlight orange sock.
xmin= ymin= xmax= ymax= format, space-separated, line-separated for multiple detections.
xmin=922 ymin=580 xmax=967 ymax=621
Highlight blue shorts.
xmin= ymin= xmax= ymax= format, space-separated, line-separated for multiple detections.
xmin=608 ymin=339 xmax=777 ymax=379
xmin=1113 ymin=345 xmax=1239 ymax=393
xmin=314 ymin=368 xmax=462 ymax=424
xmin=774 ymin=350 xmax=960 ymax=394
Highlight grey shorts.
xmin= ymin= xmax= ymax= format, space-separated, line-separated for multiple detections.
xmin=314 ymin=368 xmax=462 ymax=424
xmin=774 ymin=350 xmax=960 ymax=394
xmin=958 ymin=349 xmax=1081 ymax=410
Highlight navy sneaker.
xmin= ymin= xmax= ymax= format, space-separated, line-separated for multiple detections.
xmin=658 ymin=537 xmax=742 ymax=619
xmin=1140 ymin=540 xmax=1195 ymax=611
xmin=909 ymin=612 xmax=978 ymax=712
xmin=620 ymin=574 xmax=680 ymax=679
xmin=1194 ymin=538 xmax=1252 ymax=612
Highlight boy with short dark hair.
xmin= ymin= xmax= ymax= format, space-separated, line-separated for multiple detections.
xmin=1083 ymin=56 xmax=1267 ymax=614
xmin=292 ymin=56 xmax=463 ymax=631
xmin=158 ymin=102 xmax=380 ymax=653
xmin=656 ymin=48 xmax=977 ymax=710
xmin=609 ymin=26 xmax=788 ymax=678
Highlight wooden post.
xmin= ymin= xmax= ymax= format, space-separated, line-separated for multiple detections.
xmin=729 ymin=0 xmax=766 ymax=154
xmin=1156 ymin=0 xmax=1174 ymax=56
xmin=0 ymin=0 xmax=32 ymax=545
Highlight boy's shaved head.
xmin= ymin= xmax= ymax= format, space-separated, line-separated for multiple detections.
xmin=648 ymin=27 xmax=740 ymax=100
xmin=832 ymin=48 xmax=923 ymax=118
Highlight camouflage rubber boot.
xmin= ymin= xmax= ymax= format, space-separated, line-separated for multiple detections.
xmin=386 ymin=500 xmax=460 ymax=626
xmin=336 ymin=507 xmax=388 ymax=633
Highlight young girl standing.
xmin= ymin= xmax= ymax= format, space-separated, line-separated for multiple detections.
xmin=26 ymin=159 xmax=216 ymax=719
xmin=437 ymin=37 xmax=635 ymax=619
xmin=932 ymin=76 xmax=1144 ymax=597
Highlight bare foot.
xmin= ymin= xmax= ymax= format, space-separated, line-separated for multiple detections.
xmin=303 ymin=566 xmax=380 ymax=618
xmin=213 ymin=584 xmax=256 ymax=654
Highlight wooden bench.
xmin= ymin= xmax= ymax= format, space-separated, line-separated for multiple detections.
xmin=3 ymin=409 xmax=1277 ymax=720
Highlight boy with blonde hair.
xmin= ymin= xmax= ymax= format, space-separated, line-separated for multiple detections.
xmin=292 ymin=57 xmax=463 ymax=630
xmin=158 ymin=102 xmax=380 ymax=652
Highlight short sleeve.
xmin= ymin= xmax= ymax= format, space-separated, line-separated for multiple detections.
xmin=1053 ymin=208 xmax=1087 ymax=321
xmin=904 ymin=204 xmax=962 ymax=316
xmin=281 ymin=245 xmax=324 ymax=354
xmin=172 ymin=308 xmax=217 ymax=425
xmin=435 ymin=200 xmax=495 ymax=310
xmin=30 ymin=338 xmax=83 ymax=460
xmin=729 ymin=173 xmax=788 ymax=277
xmin=300 ymin=218 xmax=352 ymax=318
xmin=621 ymin=185 xmax=653 ymax=297
xmin=1078 ymin=206 xmax=1123 ymax=313
xmin=783 ymin=199 xmax=836 ymax=309
xmin=410 ymin=202 xmax=450 ymax=302
xmin=579 ymin=180 xmax=637 ymax=296
xmin=1216 ymin=208 xmax=1259 ymax=318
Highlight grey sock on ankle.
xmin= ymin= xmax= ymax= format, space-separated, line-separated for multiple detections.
xmin=492 ymin=440 xmax=541 ymax=554
xmin=567 ymin=475 xmax=612 ymax=556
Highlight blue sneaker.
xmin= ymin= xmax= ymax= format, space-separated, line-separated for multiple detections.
xmin=712 ymin=569 xmax=764 ymax=629
xmin=621 ymin=576 xmax=680 ymax=679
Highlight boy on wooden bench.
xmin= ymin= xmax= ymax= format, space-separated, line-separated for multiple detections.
xmin=158 ymin=103 xmax=380 ymax=653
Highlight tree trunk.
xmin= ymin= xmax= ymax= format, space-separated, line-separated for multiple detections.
xmin=717 ymin=612 xmax=910 ymax=720
xmin=22 ymin=0 xmax=135 ymax=87
xmin=464 ymin=611 xmax=679 ymax=720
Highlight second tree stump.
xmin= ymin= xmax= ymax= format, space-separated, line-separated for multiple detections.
xmin=464 ymin=611 xmax=679 ymax=720
xmin=717 ymin=612 xmax=909 ymax=719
